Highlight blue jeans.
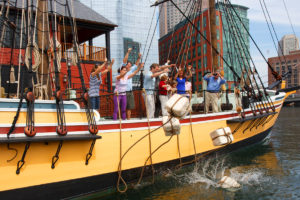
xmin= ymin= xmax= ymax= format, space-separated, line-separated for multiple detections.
xmin=90 ymin=96 xmax=100 ymax=110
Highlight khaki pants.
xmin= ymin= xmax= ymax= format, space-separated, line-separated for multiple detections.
xmin=159 ymin=95 xmax=169 ymax=116
xmin=143 ymin=94 xmax=155 ymax=118
xmin=205 ymin=92 xmax=219 ymax=113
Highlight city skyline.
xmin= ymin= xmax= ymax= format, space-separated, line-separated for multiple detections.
xmin=78 ymin=0 xmax=300 ymax=86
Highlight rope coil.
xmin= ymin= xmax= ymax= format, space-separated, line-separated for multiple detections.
xmin=25 ymin=42 xmax=41 ymax=72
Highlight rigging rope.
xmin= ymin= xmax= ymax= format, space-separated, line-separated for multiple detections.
xmin=116 ymin=92 xmax=128 ymax=193
xmin=142 ymin=89 xmax=155 ymax=183
xmin=225 ymin=0 xmax=280 ymax=81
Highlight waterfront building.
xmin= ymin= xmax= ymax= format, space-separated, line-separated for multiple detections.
xmin=159 ymin=0 xmax=209 ymax=38
xmin=158 ymin=3 xmax=249 ymax=91
xmin=268 ymin=50 xmax=300 ymax=93
xmin=80 ymin=0 xmax=159 ymax=82
xmin=218 ymin=3 xmax=250 ymax=89
xmin=278 ymin=34 xmax=300 ymax=56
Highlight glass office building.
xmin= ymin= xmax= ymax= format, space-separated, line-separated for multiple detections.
xmin=217 ymin=3 xmax=250 ymax=86
xmin=80 ymin=0 xmax=159 ymax=81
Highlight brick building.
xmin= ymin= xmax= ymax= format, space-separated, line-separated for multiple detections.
xmin=159 ymin=9 xmax=223 ymax=92
xmin=268 ymin=50 xmax=300 ymax=93
xmin=158 ymin=3 xmax=249 ymax=91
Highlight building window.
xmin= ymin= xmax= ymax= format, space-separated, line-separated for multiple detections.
xmin=203 ymin=16 xmax=206 ymax=27
xmin=197 ymin=33 xmax=201 ymax=43
xmin=204 ymin=43 xmax=207 ymax=54
xmin=193 ymin=48 xmax=196 ymax=58
xmin=204 ymin=30 xmax=206 ymax=39
xmin=217 ymin=29 xmax=220 ymax=40
xmin=198 ymin=71 xmax=202 ymax=81
xmin=216 ymin=15 xmax=219 ymax=26
xmin=197 ymin=46 xmax=201 ymax=56
xmin=198 ymin=59 xmax=201 ymax=69
xmin=282 ymin=66 xmax=285 ymax=74
xmin=204 ymin=56 xmax=207 ymax=67
xmin=192 ymin=36 xmax=195 ymax=46
xmin=188 ymin=51 xmax=191 ymax=60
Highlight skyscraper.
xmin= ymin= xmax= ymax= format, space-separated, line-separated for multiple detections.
xmin=159 ymin=0 xmax=209 ymax=38
xmin=80 ymin=0 xmax=159 ymax=79
xmin=278 ymin=34 xmax=300 ymax=56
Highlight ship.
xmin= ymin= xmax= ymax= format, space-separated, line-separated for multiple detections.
xmin=0 ymin=0 xmax=296 ymax=199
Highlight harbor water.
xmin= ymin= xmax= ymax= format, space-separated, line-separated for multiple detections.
xmin=81 ymin=107 xmax=300 ymax=200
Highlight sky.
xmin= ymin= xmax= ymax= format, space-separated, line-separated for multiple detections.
xmin=230 ymin=0 xmax=300 ymax=84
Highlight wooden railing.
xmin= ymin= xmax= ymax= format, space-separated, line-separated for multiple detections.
xmin=61 ymin=43 xmax=106 ymax=62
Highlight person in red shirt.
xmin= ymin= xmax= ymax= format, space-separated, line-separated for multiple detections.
xmin=159 ymin=75 xmax=169 ymax=116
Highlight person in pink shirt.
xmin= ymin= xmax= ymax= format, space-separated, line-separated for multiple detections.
xmin=113 ymin=63 xmax=143 ymax=120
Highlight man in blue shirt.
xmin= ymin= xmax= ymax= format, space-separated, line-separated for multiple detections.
xmin=203 ymin=71 xmax=226 ymax=113
xmin=122 ymin=48 xmax=142 ymax=119
xmin=144 ymin=63 xmax=174 ymax=118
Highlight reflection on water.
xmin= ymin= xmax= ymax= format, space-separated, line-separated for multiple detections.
xmin=81 ymin=108 xmax=300 ymax=200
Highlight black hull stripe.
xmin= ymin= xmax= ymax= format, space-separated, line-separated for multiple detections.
xmin=0 ymin=127 xmax=272 ymax=200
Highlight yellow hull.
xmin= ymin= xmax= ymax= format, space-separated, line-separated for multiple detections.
xmin=0 ymin=92 xmax=289 ymax=198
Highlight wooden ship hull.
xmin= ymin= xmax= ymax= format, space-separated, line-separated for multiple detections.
xmin=0 ymin=91 xmax=290 ymax=199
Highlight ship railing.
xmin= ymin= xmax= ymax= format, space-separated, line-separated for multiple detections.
xmin=61 ymin=88 xmax=248 ymax=120
xmin=61 ymin=43 xmax=106 ymax=62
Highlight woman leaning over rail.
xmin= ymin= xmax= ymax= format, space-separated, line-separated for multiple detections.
xmin=88 ymin=58 xmax=114 ymax=110
xmin=113 ymin=63 xmax=144 ymax=120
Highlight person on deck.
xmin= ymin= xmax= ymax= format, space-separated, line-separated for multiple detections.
xmin=122 ymin=48 xmax=142 ymax=119
xmin=88 ymin=59 xmax=114 ymax=110
xmin=169 ymin=80 xmax=178 ymax=96
xmin=203 ymin=71 xmax=226 ymax=113
xmin=144 ymin=63 xmax=175 ymax=118
xmin=185 ymin=80 xmax=192 ymax=99
xmin=113 ymin=63 xmax=144 ymax=120
xmin=174 ymin=65 xmax=192 ymax=95
xmin=158 ymin=75 xmax=169 ymax=116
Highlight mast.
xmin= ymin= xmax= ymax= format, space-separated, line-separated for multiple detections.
xmin=209 ymin=0 xmax=218 ymax=72
xmin=37 ymin=0 xmax=50 ymax=99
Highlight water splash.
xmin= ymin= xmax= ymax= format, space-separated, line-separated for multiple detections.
xmin=170 ymin=155 xmax=271 ymax=191
xmin=229 ymin=168 xmax=271 ymax=186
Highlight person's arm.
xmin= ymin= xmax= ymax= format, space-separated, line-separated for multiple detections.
xmin=186 ymin=65 xmax=192 ymax=79
xmin=128 ymin=63 xmax=144 ymax=79
xmin=116 ymin=73 xmax=126 ymax=81
xmin=203 ymin=74 xmax=211 ymax=81
xmin=135 ymin=53 xmax=142 ymax=66
xmin=151 ymin=68 xmax=168 ymax=78
xmin=123 ymin=48 xmax=132 ymax=64
xmin=174 ymin=71 xmax=179 ymax=80
xmin=159 ymin=81 xmax=168 ymax=89
xmin=216 ymin=72 xmax=226 ymax=84
xmin=101 ymin=59 xmax=114 ymax=75
xmin=92 ymin=59 xmax=107 ymax=77
xmin=160 ymin=63 xmax=176 ymax=71
xmin=220 ymin=78 xmax=226 ymax=85
xmin=116 ymin=65 xmax=127 ymax=81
